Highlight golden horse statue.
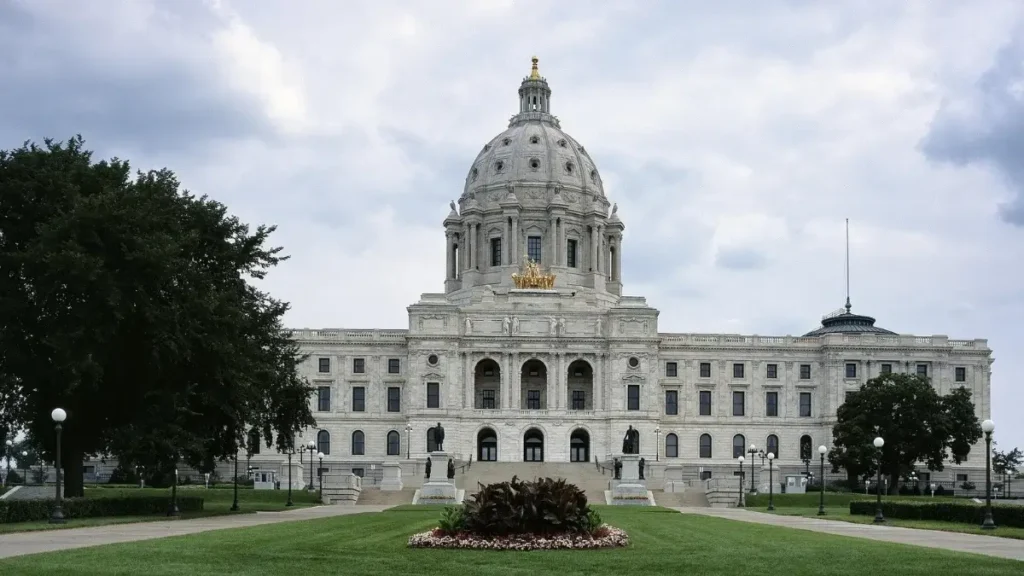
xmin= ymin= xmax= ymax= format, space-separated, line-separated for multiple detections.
xmin=512 ymin=259 xmax=555 ymax=289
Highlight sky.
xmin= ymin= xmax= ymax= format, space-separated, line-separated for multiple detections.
xmin=1 ymin=0 xmax=1022 ymax=449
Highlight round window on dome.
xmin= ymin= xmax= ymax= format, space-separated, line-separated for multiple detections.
xmin=471 ymin=168 xmax=479 ymax=181
xmin=590 ymin=169 xmax=598 ymax=182
xmin=427 ymin=354 xmax=439 ymax=366
xmin=557 ymin=139 xmax=568 ymax=148
xmin=529 ymin=135 xmax=540 ymax=144
xmin=529 ymin=158 xmax=541 ymax=171
xmin=564 ymin=161 xmax=574 ymax=175
xmin=494 ymin=160 xmax=505 ymax=173
xmin=502 ymin=137 xmax=512 ymax=146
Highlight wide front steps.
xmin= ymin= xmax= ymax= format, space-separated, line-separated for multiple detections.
xmin=460 ymin=462 xmax=610 ymax=503
xmin=356 ymin=487 xmax=417 ymax=506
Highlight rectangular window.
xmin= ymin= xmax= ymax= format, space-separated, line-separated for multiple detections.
xmin=388 ymin=358 xmax=400 ymax=374
xmin=571 ymin=390 xmax=586 ymax=410
xmin=699 ymin=362 xmax=711 ymax=378
xmin=666 ymin=362 xmax=678 ymax=377
xmin=490 ymin=238 xmax=502 ymax=266
xmin=481 ymin=389 xmax=496 ymax=409
xmin=699 ymin=390 xmax=711 ymax=415
xmin=353 ymin=358 xmax=365 ymax=374
xmin=881 ymin=363 xmax=892 ymax=375
xmin=567 ymin=239 xmax=578 ymax=268
xmin=351 ymin=387 xmax=365 ymax=412
xmin=956 ymin=473 xmax=968 ymax=483
xmin=387 ymin=387 xmax=401 ymax=412
xmin=352 ymin=467 xmax=365 ymax=478
xmin=766 ymin=391 xmax=778 ymax=417
xmin=317 ymin=386 xmax=331 ymax=412
xmin=527 ymin=235 xmax=542 ymax=263
xmin=700 ymin=470 xmax=712 ymax=480
xmin=766 ymin=363 xmax=778 ymax=379
xmin=916 ymin=363 xmax=928 ymax=377
xmin=526 ymin=390 xmax=540 ymax=410
xmin=732 ymin=391 xmax=745 ymax=416
xmin=733 ymin=363 xmax=744 ymax=379
xmin=845 ymin=363 xmax=857 ymax=378
xmin=799 ymin=392 xmax=812 ymax=417
xmin=426 ymin=382 xmax=440 ymax=409
xmin=800 ymin=364 xmax=811 ymax=379
xmin=627 ymin=385 xmax=640 ymax=411
xmin=665 ymin=390 xmax=678 ymax=415
xmin=318 ymin=358 xmax=330 ymax=373
xmin=955 ymin=367 xmax=966 ymax=382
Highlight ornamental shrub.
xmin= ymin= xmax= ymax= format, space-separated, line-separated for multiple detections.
xmin=461 ymin=476 xmax=593 ymax=537
xmin=849 ymin=499 xmax=1024 ymax=528
xmin=0 ymin=495 xmax=204 ymax=524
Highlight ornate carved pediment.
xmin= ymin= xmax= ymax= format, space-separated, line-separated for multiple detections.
xmin=622 ymin=374 xmax=645 ymax=383
xmin=422 ymin=372 xmax=444 ymax=381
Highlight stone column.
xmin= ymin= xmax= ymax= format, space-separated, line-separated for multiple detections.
xmin=549 ymin=215 xmax=557 ymax=266
xmin=597 ymin=225 xmax=604 ymax=273
xmin=462 ymin=225 xmax=470 ymax=271
xmin=464 ymin=352 xmax=473 ymax=409
xmin=594 ymin=353 xmax=603 ymax=411
xmin=512 ymin=217 xmax=519 ymax=264
xmin=590 ymin=226 xmax=598 ymax=271
xmin=445 ymin=232 xmax=453 ymax=280
xmin=557 ymin=220 xmax=565 ymax=266
xmin=501 ymin=353 xmax=511 ymax=410
xmin=512 ymin=352 xmax=520 ymax=410
xmin=504 ymin=218 xmax=511 ymax=266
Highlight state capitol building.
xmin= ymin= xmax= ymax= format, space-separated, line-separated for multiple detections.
xmin=279 ymin=59 xmax=992 ymax=488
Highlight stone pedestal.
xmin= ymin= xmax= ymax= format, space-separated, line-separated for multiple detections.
xmin=281 ymin=461 xmax=305 ymax=490
xmin=662 ymin=464 xmax=685 ymax=493
xmin=415 ymin=451 xmax=459 ymax=504
xmin=610 ymin=454 xmax=651 ymax=505
xmin=380 ymin=462 xmax=404 ymax=491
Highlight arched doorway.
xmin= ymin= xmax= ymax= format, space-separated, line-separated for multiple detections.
xmin=569 ymin=429 xmax=590 ymax=462
xmin=566 ymin=360 xmax=593 ymax=410
xmin=523 ymin=428 xmax=544 ymax=462
xmin=478 ymin=428 xmax=498 ymax=462
xmin=520 ymin=359 xmax=548 ymax=410
xmin=474 ymin=358 xmax=501 ymax=409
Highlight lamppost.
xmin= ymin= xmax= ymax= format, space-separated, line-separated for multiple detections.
xmin=981 ymin=419 xmax=996 ymax=530
xmin=285 ymin=446 xmax=295 ymax=507
xmin=737 ymin=455 xmax=745 ymax=507
xmin=317 ymin=451 xmax=324 ymax=501
xmin=908 ymin=472 xmax=918 ymax=495
xmin=747 ymin=444 xmax=758 ymax=492
xmin=4 ymin=439 xmax=11 ymax=486
xmin=767 ymin=452 xmax=775 ymax=511
xmin=50 ymin=407 xmax=67 ymax=524
xmin=802 ymin=456 xmax=811 ymax=478
xmin=230 ymin=447 xmax=240 ymax=512
xmin=873 ymin=436 xmax=885 ymax=524
xmin=405 ymin=424 xmax=412 ymax=459
xmin=306 ymin=440 xmax=316 ymax=489
xmin=655 ymin=427 xmax=661 ymax=461
xmin=817 ymin=445 xmax=828 ymax=516
xmin=21 ymin=450 xmax=28 ymax=485
xmin=168 ymin=465 xmax=180 ymax=517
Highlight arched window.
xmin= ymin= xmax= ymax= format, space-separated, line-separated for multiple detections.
xmin=733 ymin=434 xmax=746 ymax=458
xmin=665 ymin=433 xmax=679 ymax=458
xmin=699 ymin=434 xmax=712 ymax=458
xmin=427 ymin=427 xmax=438 ymax=452
xmin=800 ymin=435 xmax=813 ymax=461
xmin=350 ymin=430 xmax=363 ymax=456
xmin=767 ymin=434 xmax=779 ymax=459
xmin=387 ymin=430 xmax=401 ymax=456
xmin=317 ymin=430 xmax=331 ymax=455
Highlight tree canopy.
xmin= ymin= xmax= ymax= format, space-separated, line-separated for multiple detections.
xmin=0 ymin=136 xmax=314 ymax=496
xmin=829 ymin=373 xmax=982 ymax=488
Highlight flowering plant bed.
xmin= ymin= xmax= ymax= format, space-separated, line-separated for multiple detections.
xmin=408 ymin=524 xmax=629 ymax=550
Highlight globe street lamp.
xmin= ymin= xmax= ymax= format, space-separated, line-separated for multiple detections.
xmin=981 ymin=419 xmax=996 ymax=530
xmin=168 ymin=465 xmax=180 ymax=517
xmin=50 ymin=408 xmax=67 ymax=524
xmin=737 ymin=456 xmax=745 ymax=507
xmin=747 ymin=444 xmax=758 ymax=492
xmin=873 ymin=436 xmax=885 ymax=524
xmin=21 ymin=450 xmax=28 ymax=485
xmin=767 ymin=452 xmax=776 ymax=511
xmin=285 ymin=445 xmax=295 ymax=507
xmin=4 ymin=439 xmax=12 ymax=486
xmin=317 ymin=451 xmax=325 ymax=501
xmin=817 ymin=445 xmax=828 ymax=516
xmin=654 ymin=427 xmax=661 ymax=461
xmin=307 ymin=440 xmax=316 ymax=489
xmin=231 ymin=443 xmax=240 ymax=512
xmin=405 ymin=424 xmax=412 ymax=459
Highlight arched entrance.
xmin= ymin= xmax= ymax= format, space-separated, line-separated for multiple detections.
xmin=569 ymin=429 xmax=590 ymax=462
xmin=520 ymin=359 xmax=548 ymax=410
xmin=477 ymin=428 xmax=498 ymax=462
xmin=566 ymin=359 xmax=593 ymax=410
xmin=523 ymin=428 xmax=544 ymax=462
xmin=474 ymin=358 xmax=501 ymax=409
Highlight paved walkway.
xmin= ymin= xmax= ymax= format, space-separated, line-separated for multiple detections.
xmin=0 ymin=505 xmax=392 ymax=560
xmin=676 ymin=507 xmax=1024 ymax=562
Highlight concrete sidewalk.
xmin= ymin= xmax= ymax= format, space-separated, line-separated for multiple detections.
xmin=0 ymin=505 xmax=392 ymax=560
xmin=676 ymin=507 xmax=1024 ymax=562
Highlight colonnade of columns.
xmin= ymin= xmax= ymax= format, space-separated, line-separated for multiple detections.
xmin=459 ymin=351 xmax=606 ymax=411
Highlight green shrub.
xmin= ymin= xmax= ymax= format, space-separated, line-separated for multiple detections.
xmin=0 ymin=496 xmax=204 ymax=524
xmin=461 ymin=476 xmax=593 ymax=537
xmin=849 ymin=500 xmax=1024 ymax=528
xmin=438 ymin=505 xmax=466 ymax=533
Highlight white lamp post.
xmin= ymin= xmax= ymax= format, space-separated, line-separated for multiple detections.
xmin=767 ymin=452 xmax=776 ymax=511
xmin=873 ymin=436 xmax=885 ymax=524
xmin=737 ymin=455 xmax=745 ymax=507
xmin=981 ymin=419 xmax=996 ymax=530
xmin=50 ymin=407 xmax=67 ymax=524
xmin=817 ymin=445 xmax=828 ymax=515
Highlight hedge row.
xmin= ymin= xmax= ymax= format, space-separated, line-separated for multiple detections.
xmin=0 ymin=496 xmax=204 ymax=524
xmin=850 ymin=500 xmax=1024 ymax=528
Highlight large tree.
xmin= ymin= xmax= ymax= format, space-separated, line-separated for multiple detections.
xmin=829 ymin=373 xmax=982 ymax=490
xmin=0 ymin=137 xmax=315 ymax=496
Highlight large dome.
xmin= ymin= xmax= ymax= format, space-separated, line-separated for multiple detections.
xmin=462 ymin=58 xmax=604 ymax=198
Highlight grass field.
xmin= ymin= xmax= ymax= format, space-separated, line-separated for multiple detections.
xmin=0 ymin=487 xmax=321 ymax=534
xmin=1 ymin=506 xmax=1021 ymax=575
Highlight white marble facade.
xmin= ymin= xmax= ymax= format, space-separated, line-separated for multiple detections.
xmin=274 ymin=59 xmax=994 ymax=485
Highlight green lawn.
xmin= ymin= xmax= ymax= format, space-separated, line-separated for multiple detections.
xmin=1 ymin=506 xmax=1021 ymax=575
xmin=0 ymin=487 xmax=321 ymax=534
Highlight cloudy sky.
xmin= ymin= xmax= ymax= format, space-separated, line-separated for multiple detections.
xmin=2 ymin=0 xmax=1022 ymax=448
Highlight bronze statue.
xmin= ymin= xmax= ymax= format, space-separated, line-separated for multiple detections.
xmin=425 ymin=457 xmax=432 ymax=479
xmin=621 ymin=426 xmax=640 ymax=454
xmin=435 ymin=422 xmax=445 ymax=451
xmin=639 ymin=457 xmax=646 ymax=480
xmin=447 ymin=458 xmax=455 ymax=479
xmin=613 ymin=458 xmax=622 ymax=480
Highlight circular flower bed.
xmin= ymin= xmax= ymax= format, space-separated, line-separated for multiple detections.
xmin=408 ymin=524 xmax=629 ymax=551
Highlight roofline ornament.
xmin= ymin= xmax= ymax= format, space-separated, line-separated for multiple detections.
xmin=512 ymin=259 xmax=555 ymax=289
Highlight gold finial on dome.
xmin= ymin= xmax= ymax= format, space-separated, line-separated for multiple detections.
xmin=529 ymin=56 xmax=540 ymax=80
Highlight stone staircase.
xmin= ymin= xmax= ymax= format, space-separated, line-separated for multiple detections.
xmin=460 ymin=462 xmax=611 ymax=504
xmin=356 ymin=487 xmax=417 ymax=506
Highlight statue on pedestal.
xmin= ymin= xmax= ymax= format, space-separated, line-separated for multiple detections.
xmin=621 ymin=425 xmax=640 ymax=454
xmin=502 ymin=317 xmax=511 ymax=335
xmin=613 ymin=458 xmax=622 ymax=480
xmin=435 ymin=422 xmax=445 ymax=451
xmin=447 ymin=459 xmax=455 ymax=479
xmin=639 ymin=457 xmax=646 ymax=480
xmin=425 ymin=458 xmax=431 ymax=479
